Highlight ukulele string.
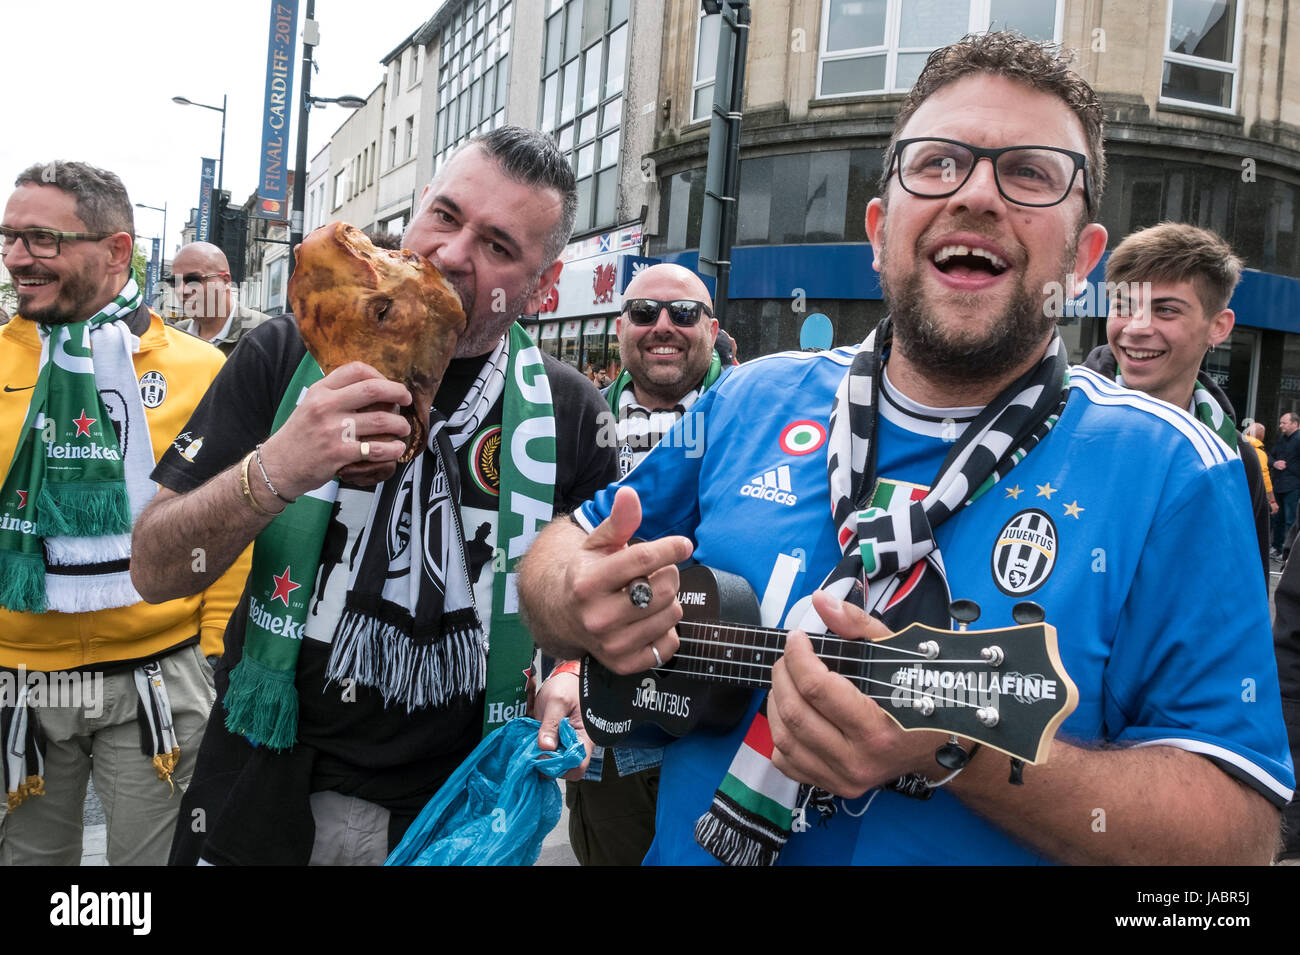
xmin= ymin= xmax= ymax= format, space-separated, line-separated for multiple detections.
xmin=677 ymin=620 xmax=994 ymax=662
xmin=660 ymin=648 xmax=990 ymax=710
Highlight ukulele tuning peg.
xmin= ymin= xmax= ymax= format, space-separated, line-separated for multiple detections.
xmin=976 ymin=706 xmax=999 ymax=727
xmin=935 ymin=735 xmax=971 ymax=770
xmin=1011 ymin=601 xmax=1045 ymax=625
xmin=1008 ymin=758 xmax=1025 ymax=786
xmin=979 ymin=645 xmax=1004 ymax=667
xmin=948 ymin=599 xmax=981 ymax=629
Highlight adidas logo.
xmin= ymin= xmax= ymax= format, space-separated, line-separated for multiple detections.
xmin=740 ymin=465 xmax=798 ymax=506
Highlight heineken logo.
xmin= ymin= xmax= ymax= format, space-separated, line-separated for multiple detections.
xmin=44 ymin=442 xmax=120 ymax=461
xmin=991 ymin=508 xmax=1057 ymax=596
xmin=778 ymin=420 xmax=826 ymax=456
xmin=249 ymin=594 xmax=305 ymax=639
xmin=16 ymin=490 xmax=26 ymax=509
xmin=269 ymin=566 xmax=301 ymax=606
xmin=72 ymin=409 xmax=97 ymax=438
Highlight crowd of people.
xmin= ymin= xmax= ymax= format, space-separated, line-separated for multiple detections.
xmin=0 ymin=31 xmax=1295 ymax=867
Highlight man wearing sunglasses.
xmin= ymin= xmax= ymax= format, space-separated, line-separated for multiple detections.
xmin=0 ymin=161 xmax=249 ymax=865
xmin=520 ymin=33 xmax=1291 ymax=866
xmin=169 ymin=242 xmax=268 ymax=356
xmin=535 ymin=263 xmax=724 ymax=865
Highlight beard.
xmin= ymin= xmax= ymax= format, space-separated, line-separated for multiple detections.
xmin=13 ymin=267 xmax=103 ymax=325
xmin=451 ymin=277 xmax=534 ymax=358
xmin=879 ymin=233 xmax=1076 ymax=390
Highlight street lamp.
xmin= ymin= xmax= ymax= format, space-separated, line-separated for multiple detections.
xmin=135 ymin=201 xmax=168 ymax=260
xmin=289 ymin=1 xmax=367 ymax=273
xmin=172 ymin=94 xmax=228 ymax=196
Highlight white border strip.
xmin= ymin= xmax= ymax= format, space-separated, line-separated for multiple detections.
xmin=1133 ymin=736 xmax=1293 ymax=803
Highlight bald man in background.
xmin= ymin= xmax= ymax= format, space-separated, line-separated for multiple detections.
xmin=533 ymin=263 xmax=726 ymax=864
xmin=170 ymin=242 xmax=268 ymax=354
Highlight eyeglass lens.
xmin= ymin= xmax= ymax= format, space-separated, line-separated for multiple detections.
xmin=898 ymin=141 xmax=1078 ymax=205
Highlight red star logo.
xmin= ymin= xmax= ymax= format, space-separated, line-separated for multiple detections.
xmin=72 ymin=409 xmax=96 ymax=438
xmin=270 ymin=566 xmax=301 ymax=606
xmin=16 ymin=490 xmax=27 ymax=509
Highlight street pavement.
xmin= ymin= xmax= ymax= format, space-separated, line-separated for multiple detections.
xmin=80 ymin=778 xmax=578 ymax=866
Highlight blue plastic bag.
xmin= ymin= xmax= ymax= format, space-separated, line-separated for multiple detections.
xmin=385 ymin=717 xmax=586 ymax=866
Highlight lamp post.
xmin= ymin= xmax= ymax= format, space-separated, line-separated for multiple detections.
xmin=135 ymin=201 xmax=168 ymax=260
xmin=172 ymin=93 xmax=228 ymax=196
xmin=289 ymin=1 xmax=367 ymax=273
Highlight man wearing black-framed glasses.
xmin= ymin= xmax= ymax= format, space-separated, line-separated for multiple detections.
xmin=169 ymin=241 xmax=268 ymax=355
xmin=0 ymin=160 xmax=248 ymax=866
xmin=520 ymin=33 xmax=1290 ymax=867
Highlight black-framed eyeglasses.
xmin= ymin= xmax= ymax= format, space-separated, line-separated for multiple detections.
xmin=623 ymin=298 xmax=715 ymax=327
xmin=0 ymin=226 xmax=115 ymax=259
xmin=886 ymin=138 xmax=1092 ymax=214
xmin=164 ymin=271 xmax=229 ymax=288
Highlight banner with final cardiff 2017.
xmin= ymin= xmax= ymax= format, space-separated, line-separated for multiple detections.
xmin=253 ymin=0 xmax=299 ymax=220
xmin=196 ymin=157 xmax=216 ymax=241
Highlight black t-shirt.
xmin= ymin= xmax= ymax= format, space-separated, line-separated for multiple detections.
xmin=153 ymin=315 xmax=618 ymax=813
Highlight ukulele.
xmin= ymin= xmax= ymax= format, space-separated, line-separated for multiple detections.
xmin=580 ymin=564 xmax=1078 ymax=767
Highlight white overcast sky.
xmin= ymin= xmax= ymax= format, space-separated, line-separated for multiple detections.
xmin=2 ymin=0 xmax=440 ymax=257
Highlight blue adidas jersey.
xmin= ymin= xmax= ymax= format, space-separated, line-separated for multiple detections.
xmin=575 ymin=349 xmax=1295 ymax=865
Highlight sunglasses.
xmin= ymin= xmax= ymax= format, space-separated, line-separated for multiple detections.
xmin=623 ymin=298 xmax=714 ymax=327
xmin=165 ymin=271 xmax=228 ymax=288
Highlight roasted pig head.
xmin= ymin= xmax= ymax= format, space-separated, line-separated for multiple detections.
xmin=289 ymin=222 xmax=466 ymax=462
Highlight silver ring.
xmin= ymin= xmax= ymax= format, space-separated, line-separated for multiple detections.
xmin=359 ymin=441 xmax=371 ymax=460
xmin=650 ymin=643 xmax=664 ymax=667
xmin=628 ymin=578 xmax=653 ymax=609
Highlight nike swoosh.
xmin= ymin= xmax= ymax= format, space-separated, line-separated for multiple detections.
xmin=3 ymin=385 xmax=34 ymax=392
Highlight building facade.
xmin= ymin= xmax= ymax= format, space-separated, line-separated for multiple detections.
xmin=643 ymin=0 xmax=1300 ymax=426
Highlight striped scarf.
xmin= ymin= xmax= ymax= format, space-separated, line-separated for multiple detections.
xmin=693 ymin=318 xmax=1069 ymax=865
xmin=0 ymin=276 xmax=155 ymax=613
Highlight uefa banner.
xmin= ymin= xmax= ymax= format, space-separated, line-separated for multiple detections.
xmin=254 ymin=0 xmax=299 ymax=220
xmin=146 ymin=237 xmax=161 ymax=306
xmin=196 ymin=157 xmax=216 ymax=242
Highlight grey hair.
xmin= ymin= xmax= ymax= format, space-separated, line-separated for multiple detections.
xmin=459 ymin=126 xmax=577 ymax=265
xmin=14 ymin=161 xmax=135 ymax=239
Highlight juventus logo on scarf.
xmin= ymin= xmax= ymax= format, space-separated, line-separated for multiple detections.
xmin=693 ymin=318 xmax=1070 ymax=865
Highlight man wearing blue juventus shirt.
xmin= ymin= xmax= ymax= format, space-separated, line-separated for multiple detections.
xmin=519 ymin=33 xmax=1292 ymax=864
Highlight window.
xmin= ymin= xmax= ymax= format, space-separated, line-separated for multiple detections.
xmin=1161 ymin=0 xmax=1241 ymax=112
xmin=388 ymin=126 xmax=398 ymax=168
xmin=360 ymin=148 xmax=368 ymax=191
xmin=692 ymin=10 xmax=720 ymax=122
xmin=406 ymin=47 xmax=416 ymax=87
xmin=817 ymin=0 xmax=1061 ymax=98
xmin=332 ymin=169 xmax=349 ymax=210
xmin=538 ymin=0 xmax=629 ymax=234
xmin=434 ymin=0 xmax=513 ymax=173
xmin=405 ymin=116 xmax=415 ymax=161
xmin=369 ymin=141 xmax=377 ymax=185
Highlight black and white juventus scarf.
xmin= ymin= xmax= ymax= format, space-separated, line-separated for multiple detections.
xmin=694 ymin=317 xmax=1070 ymax=866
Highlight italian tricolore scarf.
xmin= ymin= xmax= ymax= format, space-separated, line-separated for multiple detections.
xmin=693 ymin=318 xmax=1070 ymax=865
xmin=0 ymin=276 xmax=156 ymax=613
xmin=224 ymin=323 xmax=554 ymax=749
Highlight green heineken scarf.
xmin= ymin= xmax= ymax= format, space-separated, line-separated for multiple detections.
xmin=0 ymin=277 xmax=144 ymax=613
xmin=224 ymin=323 xmax=555 ymax=749
xmin=604 ymin=349 xmax=722 ymax=413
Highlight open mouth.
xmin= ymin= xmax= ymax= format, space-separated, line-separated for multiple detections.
xmin=15 ymin=275 xmax=55 ymax=289
xmin=931 ymin=244 xmax=1010 ymax=279
xmin=1120 ymin=346 xmax=1165 ymax=362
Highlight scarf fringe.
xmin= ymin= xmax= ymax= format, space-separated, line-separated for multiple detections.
xmin=153 ymin=747 xmax=180 ymax=792
xmin=223 ymin=656 xmax=300 ymax=751
xmin=45 ymin=572 xmax=140 ymax=613
xmin=694 ymin=800 xmax=783 ymax=866
xmin=45 ymin=530 xmax=131 ymax=566
xmin=0 ymin=551 xmax=47 ymax=613
xmin=35 ymin=481 xmax=131 ymax=538
xmin=328 ymin=609 xmax=487 ymax=709
xmin=7 ymin=774 xmax=46 ymax=811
